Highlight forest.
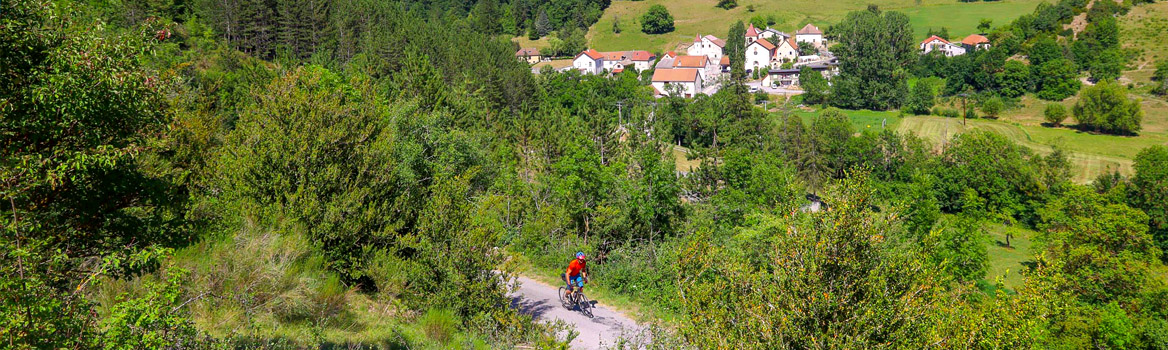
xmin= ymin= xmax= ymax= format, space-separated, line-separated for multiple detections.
xmin=2 ymin=0 xmax=1167 ymax=349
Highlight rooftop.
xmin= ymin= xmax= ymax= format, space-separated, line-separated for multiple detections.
xmin=652 ymin=68 xmax=700 ymax=82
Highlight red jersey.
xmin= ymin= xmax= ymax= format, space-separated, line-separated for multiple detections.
xmin=566 ymin=259 xmax=586 ymax=277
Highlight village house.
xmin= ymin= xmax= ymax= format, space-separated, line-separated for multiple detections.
xmin=745 ymin=38 xmax=776 ymax=73
xmin=601 ymin=50 xmax=657 ymax=73
xmin=687 ymin=34 xmax=726 ymax=62
xmin=759 ymin=27 xmax=789 ymax=41
xmin=795 ymin=24 xmax=824 ymax=49
xmin=961 ymin=34 xmax=991 ymax=51
xmin=672 ymin=55 xmax=718 ymax=81
xmin=651 ymin=68 xmax=703 ymax=98
xmin=516 ymin=48 xmax=542 ymax=64
xmin=573 ymin=49 xmax=656 ymax=75
xmin=573 ymin=49 xmax=604 ymax=74
xmin=770 ymin=38 xmax=799 ymax=68
xmin=919 ymin=35 xmax=966 ymax=56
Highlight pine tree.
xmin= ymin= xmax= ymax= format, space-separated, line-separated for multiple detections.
xmin=535 ymin=9 xmax=550 ymax=37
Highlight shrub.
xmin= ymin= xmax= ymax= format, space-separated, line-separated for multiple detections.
xmin=980 ymin=96 xmax=1004 ymax=118
xmin=933 ymin=107 xmax=961 ymax=118
xmin=716 ymin=0 xmax=737 ymax=10
xmin=420 ymin=309 xmax=461 ymax=344
xmin=640 ymin=5 xmax=674 ymax=34
xmin=1073 ymin=81 xmax=1143 ymax=134
xmin=1044 ymin=103 xmax=1068 ymax=126
xmin=1152 ymin=60 xmax=1168 ymax=96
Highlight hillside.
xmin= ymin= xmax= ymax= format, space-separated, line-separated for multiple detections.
xmin=582 ymin=0 xmax=1045 ymax=52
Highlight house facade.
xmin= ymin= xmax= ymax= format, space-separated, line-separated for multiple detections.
xmin=516 ymin=48 xmax=541 ymax=64
xmin=795 ymin=24 xmax=824 ymax=49
xmin=652 ymin=68 xmax=703 ymax=98
xmin=687 ymin=34 xmax=726 ymax=62
xmin=961 ymin=34 xmax=991 ymax=51
xmin=745 ymin=38 xmax=775 ymax=73
xmin=920 ymin=35 xmax=966 ymax=56
xmin=672 ymin=55 xmax=718 ymax=81
xmin=573 ymin=49 xmax=604 ymax=74
xmin=770 ymin=38 xmax=799 ymax=68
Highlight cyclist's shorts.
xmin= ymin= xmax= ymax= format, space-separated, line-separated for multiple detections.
xmin=568 ymin=275 xmax=584 ymax=288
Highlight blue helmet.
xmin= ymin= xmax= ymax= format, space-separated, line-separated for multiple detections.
xmin=576 ymin=252 xmax=586 ymax=259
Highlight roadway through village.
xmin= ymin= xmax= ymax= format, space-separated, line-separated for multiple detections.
xmin=509 ymin=275 xmax=644 ymax=350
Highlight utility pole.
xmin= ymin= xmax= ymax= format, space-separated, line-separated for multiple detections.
xmin=616 ymin=100 xmax=623 ymax=126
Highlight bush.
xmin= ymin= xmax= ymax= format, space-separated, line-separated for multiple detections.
xmin=420 ymin=309 xmax=461 ymax=344
xmin=640 ymin=5 xmax=675 ymax=34
xmin=981 ymin=96 xmax=1005 ymax=118
xmin=934 ymin=107 xmax=961 ymax=118
xmin=1152 ymin=60 xmax=1168 ymax=96
xmin=1073 ymin=81 xmax=1143 ymax=134
xmin=717 ymin=0 xmax=737 ymax=9
xmin=1044 ymin=103 xmax=1068 ymax=126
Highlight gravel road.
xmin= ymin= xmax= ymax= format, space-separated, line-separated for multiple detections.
xmin=509 ymin=275 xmax=643 ymax=350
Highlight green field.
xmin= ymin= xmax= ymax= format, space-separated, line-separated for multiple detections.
xmin=983 ymin=222 xmax=1037 ymax=290
xmin=793 ymin=108 xmax=902 ymax=132
xmin=579 ymin=0 xmax=1045 ymax=52
xmin=1120 ymin=1 xmax=1168 ymax=86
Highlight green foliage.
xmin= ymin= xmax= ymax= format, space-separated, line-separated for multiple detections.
xmin=678 ymin=176 xmax=945 ymax=348
xmin=1036 ymin=58 xmax=1081 ymax=101
xmin=420 ymin=309 xmax=461 ymax=344
xmin=1153 ymin=60 xmax=1168 ymax=96
xmin=1089 ymin=49 xmax=1125 ymax=82
xmin=1044 ymin=103 xmax=1069 ymax=127
xmin=799 ymin=66 xmax=830 ymax=106
xmin=829 ymin=7 xmax=916 ymax=110
xmin=904 ymin=79 xmax=936 ymax=115
xmin=933 ymin=131 xmax=1049 ymax=220
xmin=640 ymin=5 xmax=675 ymax=34
xmin=1129 ymin=146 xmax=1168 ymax=261
xmin=926 ymin=216 xmax=989 ymax=282
xmin=1 ymin=1 xmax=203 ymax=347
xmin=996 ymin=60 xmax=1031 ymax=98
xmin=1036 ymin=185 xmax=1160 ymax=304
xmin=980 ymin=95 xmax=1004 ymax=119
xmin=716 ymin=0 xmax=737 ymax=10
xmin=612 ymin=15 xmax=621 ymax=33
xmin=101 ymin=268 xmax=218 ymax=349
xmin=1072 ymin=81 xmax=1143 ymax=135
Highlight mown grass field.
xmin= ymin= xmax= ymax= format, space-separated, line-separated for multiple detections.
xmin=793 ymin=108 xmax=902 ymax=132
xmin=983 ymin=222 xmax=1037 ymax=291
xmin=578 ymin=0 xmax=1045 ymax=52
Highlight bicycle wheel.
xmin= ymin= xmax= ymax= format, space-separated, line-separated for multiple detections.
xmin=557 ymin=286 xmax=571 ymax=309
xmin=577 ymin=293 xmax=594 ymax=318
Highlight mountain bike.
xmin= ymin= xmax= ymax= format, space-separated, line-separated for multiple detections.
xmin=558 ymin=282 xmax=594 ymax=318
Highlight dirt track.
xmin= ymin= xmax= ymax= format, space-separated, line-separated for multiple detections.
xmin=509 ymin=275 xmax=643 ymax=350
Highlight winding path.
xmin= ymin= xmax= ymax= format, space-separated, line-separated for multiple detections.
xmin=509 ymin=275 xmax=643 ymax=350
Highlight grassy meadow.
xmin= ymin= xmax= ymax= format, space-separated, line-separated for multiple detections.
xmin=576 ymin=0 xmax=1045 ymax=52
xmin=1120 ymin=1 xmax=1168 ymax=86
xmin=982 ymin=221 xmax=1037 ymax=291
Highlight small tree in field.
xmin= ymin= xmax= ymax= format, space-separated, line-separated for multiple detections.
xmin=640 ymin=5 xmax=675 ymax=34
xmin=981 ymin=96 xmax=1004 ymax=119
xmin=1073 ymin=81 xmax=1143 ymax=135
xmin=1044 ymin=104 xmax=1068 ymax=127
xmin=717 ymin=0 xmax=737 ymax=10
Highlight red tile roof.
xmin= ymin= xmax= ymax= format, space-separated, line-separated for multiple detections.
xmin=703 ymin=35 xmax=726 ymax=48
xmin=796 ymin=24 xmax=822 ymax=35
xmin=921 ymin=35 xmax=950 ymax=46
xmin=599 ymin=50 xmax=656 ymax=62
xmin=961 ymin=34 xmax=989 ymax=45
xmin=746 ymin=24 xmax=759 ymax=37
xmin=516 ymin=48 xmax=541 ymax=56
xmin=752 ymin=38 xmax=776 ymax=50
xmin=576 ymin=49 xmax=602 ymax=60
xmin=629 ymin=50 xmax=656 ymax=61
xmin=672 ymin=55 xmax=709 ymax=68
xmin=719 ymin=56 xmax=729 ymax=66
xmin=652 ymin=68 xmax=700 ymax=82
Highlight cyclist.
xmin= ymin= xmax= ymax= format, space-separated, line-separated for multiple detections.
xmin=563 ymin=252 xmax=589 ymax=298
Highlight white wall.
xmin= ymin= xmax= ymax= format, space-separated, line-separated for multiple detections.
xmin=573 ymin=56 xmax=602 ymax=74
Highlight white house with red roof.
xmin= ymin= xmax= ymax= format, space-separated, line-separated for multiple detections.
xmin=573 ymin=49 xmax=604 ymax=74
xmin=961 ymin=34 xmax=991 ymax=51
xmin=771 ymin=38 xmax=799 ymax=67
xmin=745 ymin=38 xmax=776 ymax=73
xmin=687 ymin=34 xmax=726 ymax=62
xmin=651 ymin=68 xmax=704 ymax=98
xmin=920 ymin=35 xmax=966 ymax=56
xmin=672 ymin=55 xmax=718 ymax=81
xmin=795 ymin=24 xmax=824 ymax=49
xmin=599 ymin=50 xmax=657 ymax=72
